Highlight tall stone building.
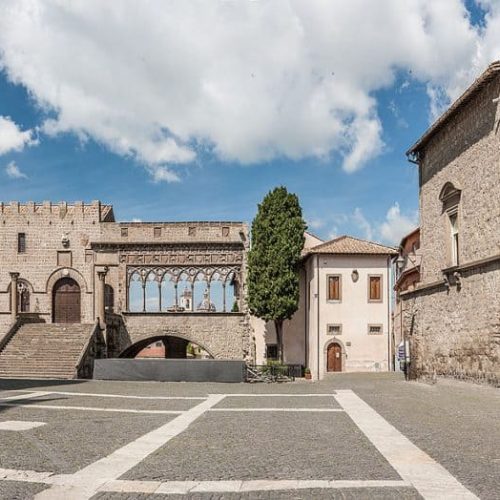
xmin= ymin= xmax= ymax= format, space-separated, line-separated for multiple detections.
xmin=0 ymin=201 xmax=252 ymax=378
xmin=403 ymin=61 xmax=500 ymax=385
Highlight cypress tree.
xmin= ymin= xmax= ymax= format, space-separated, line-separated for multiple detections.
xmin=248 ymin=186 xmax=306 ymax=363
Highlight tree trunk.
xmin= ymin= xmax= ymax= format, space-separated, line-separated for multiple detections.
xmin=274 ymin=319 xmax=284 ymax=364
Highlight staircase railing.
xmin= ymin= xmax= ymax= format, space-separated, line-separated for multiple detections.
xmin=75 ymin=321 xmax=105 ymax=379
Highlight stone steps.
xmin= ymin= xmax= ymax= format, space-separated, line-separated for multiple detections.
xmin=0 ymin=323 xmax=96 ymax=379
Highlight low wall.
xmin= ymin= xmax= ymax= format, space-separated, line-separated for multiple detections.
xmin=93 ymin=358 xmax=246 ymax=382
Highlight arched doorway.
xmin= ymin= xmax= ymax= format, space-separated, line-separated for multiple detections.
xmin=327 ymin=342 xmax=342 ymax=372
xmin=53 ymin=277 xmax=81 ymax=323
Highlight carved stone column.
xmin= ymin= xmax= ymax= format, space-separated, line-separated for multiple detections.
xmin=9 ymin=272 xmax=19 ymax=321
xmin=96 ymin=267 xmax=108 ymax=328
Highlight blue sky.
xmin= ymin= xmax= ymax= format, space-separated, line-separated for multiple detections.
xmin=0 ymin=1 xmax=495 ymax=245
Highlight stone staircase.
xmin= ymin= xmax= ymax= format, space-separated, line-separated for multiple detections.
xmin=0 ymin=323 xmax=97 ymax=379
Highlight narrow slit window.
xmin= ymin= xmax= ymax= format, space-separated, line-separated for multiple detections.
xmin=17 ymin=233 xmax=26 ymax=253
xmin=449 ymin=212 xmax=459 ymax=266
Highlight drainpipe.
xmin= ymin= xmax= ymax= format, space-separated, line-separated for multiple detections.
xmin=316 ymin=254 xmax=320 ymax=381
xmin=387 ymin=256 xmax=392 ymax=371
xmin=304 ymin=263 xmax=308 ymax=370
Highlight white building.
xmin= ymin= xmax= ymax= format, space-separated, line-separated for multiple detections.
xmin=253 ymin=234 xmax=397 ymax=379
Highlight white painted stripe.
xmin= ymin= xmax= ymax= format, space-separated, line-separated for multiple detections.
xmin=0 ymin=420 xmax=46 ymax=431
xmin=209 ymin=408 xmax=343 ymax=412
xmin=101 ymin=479 xmax=410 ymax=494
xmin=216 ymin=393 xmax=336 ymax=397
xmin=0 ymin=403 xmax=182 ymax=415
xmin=0 ymin=467 xmax=55 ymax=484
xmin=0 ymin=391 xmax=51 ymax=401
xmin=0 ymin=470 xmax=410 ymax=493
xmin=334 ymin=390 xmax=479 ymax=500
xmin=19 ymin=390 xmax=206 ymax=401
xmin=34 ymin=394 xmax=226 ymax=499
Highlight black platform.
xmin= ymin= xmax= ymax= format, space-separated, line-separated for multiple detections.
xmin=93 ymin=358 xmax=246 ymax=382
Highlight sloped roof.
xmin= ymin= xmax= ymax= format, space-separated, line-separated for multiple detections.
xmin=407 ymin=61 xmax=500 ymax=156
xmin=303 ymin=235 xmax=398 ymax=256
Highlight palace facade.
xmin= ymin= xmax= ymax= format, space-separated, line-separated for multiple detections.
xmin=0 ymin=201 xmax=252 ymax=378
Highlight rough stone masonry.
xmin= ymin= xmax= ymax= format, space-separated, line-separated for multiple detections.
xmin=403 ymin=62 xmax=500 ymax=386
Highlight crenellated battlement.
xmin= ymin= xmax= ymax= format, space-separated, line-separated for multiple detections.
xmin=0 ymin=200 xmax=115 ymax=222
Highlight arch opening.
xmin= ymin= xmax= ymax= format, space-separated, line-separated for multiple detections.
xmin=119 ymin=335 xmax=213 ymax=359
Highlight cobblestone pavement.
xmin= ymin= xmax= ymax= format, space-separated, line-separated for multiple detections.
xmin=0 ymin=373 xmax=498 ymax=499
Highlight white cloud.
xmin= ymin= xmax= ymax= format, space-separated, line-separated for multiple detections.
xmin=352 ymin=207 xmax=374 ymax=241
xmin=378 ymin=203 xmax=418 ymax=245
xmin=0 ymin=1 xmax=498 ymax=180
xmin=0 ymin=116 xmax=37 ymax=155
xmin=5 ymin=160 xmax=28 ymax=179
xmin=307 ymin=217 xmax=325 ymax=230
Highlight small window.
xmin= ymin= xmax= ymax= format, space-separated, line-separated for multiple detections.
xmin=17 ymin=233 xmax=26 ymax=253
xmin=188 ymin=226 xmax=196 ymax=236
xmin=327 ymin=324 xmax=342 ymax=335
xmin=368 ymin=324 xmax=383 ymax=335
xmin=449 ymin=211 xmax=459 ymax=266
xmin=154 ymin=227 xmax=162 ymax=238
xmin=222 ymin=226 xmax=230 ymax=237
xmin=327 ymin=275 xmax=341 ymax=301
xmin=368 ymin=276 xmax=382 ymax=302
xmin=121 ymin=227 xmax=128 ymax=238
xmin=266 ymin=344 xmax=278 ymax=360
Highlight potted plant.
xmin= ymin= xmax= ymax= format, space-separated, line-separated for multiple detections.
xmin=304 ymin=368 xmax=312 ymax=380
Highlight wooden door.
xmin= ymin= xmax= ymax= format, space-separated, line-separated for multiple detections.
xmin=53 ymin=278 xmax=81 ymax=323
xmin=327 ymin=343 xmax=342 ymax=372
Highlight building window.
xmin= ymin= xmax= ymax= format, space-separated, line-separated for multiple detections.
xmin=17 ymin=281 xmax=30 ymax=313
xmin=327 ymin=324 xmax=342 ymax=335
xmin=368 ymin=324 xmax=383 ymax=335
xmin=154 ymin=227 xmax=162 ymax=238
xmin=368 ymin=275 xmax=382 ymax=302
xmin=188 ymin=226 xmax=196 ymax=236
xmin=17 ymin=233 xmax=26 ymax=253
xmin=439 ymin=182 xmax=461 ymax=267
xmin=121 ymin=227 xmax=128 ymax=238
xmin=266 ymin=344 xmax=278 ymax=360
xmin=327 ymin=275 xmax=341 ymax=301
xmin=222 ymin=226 xmax=230 ymax=237
xmin=449 ymin=211 xmax=459 ymax=266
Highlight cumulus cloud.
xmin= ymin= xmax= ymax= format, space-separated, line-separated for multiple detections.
xmin=378 ymin=203 xmax=418 ymax=245
xmin=0 ymin=116 xmax=37 ymax=155
xmin=5 ymin=160 xmax=28 ymax=179
xmin=350 ymin=203 xmax=417 ymax=245
xmin=0 ymin=1 xmax=499 ymax=180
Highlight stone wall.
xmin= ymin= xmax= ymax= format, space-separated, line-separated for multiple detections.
xmin=120 ymin=312 xmax=253 ymax=360
xmin=406 ymin=70 xmax=500 ymax=385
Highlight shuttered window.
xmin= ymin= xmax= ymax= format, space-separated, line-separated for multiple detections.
xmin=327 ymin=275 xmax=341 ymax=301
xmin=369 ymin=276 xmax=382 ymax=301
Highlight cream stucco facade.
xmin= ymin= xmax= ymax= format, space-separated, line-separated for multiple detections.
xmin=253 ymin=234 xmax=397 ymax=379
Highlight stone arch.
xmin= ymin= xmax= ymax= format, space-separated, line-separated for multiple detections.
xmin=323 ymin=337 xmax=347 ymax=373
xmin=46 ymin=267 xmax=88 ymax=295
xmin=118 ymin=334 xmax=215 ymax=359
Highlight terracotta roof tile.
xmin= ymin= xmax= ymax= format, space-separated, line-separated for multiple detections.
xmin=303 ymin=235 xmax=398 ymax=256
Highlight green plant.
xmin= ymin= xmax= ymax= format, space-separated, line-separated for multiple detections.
xmin=304 ymin=367 xmax=311 ymax=374
xmin=247 ymin=186 xmax=306 ymax=363
xmin=231 ymin=301 xmax=239 ymax=313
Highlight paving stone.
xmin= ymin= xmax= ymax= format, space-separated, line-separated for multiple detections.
xmin=124 ymin=412 xmax=399 ymax=481
xmin=0 ymin=480 xmax=48 ymax=500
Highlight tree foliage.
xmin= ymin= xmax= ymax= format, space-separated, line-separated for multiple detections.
xmin=247 ymin=186 xmax=306 ymax=361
